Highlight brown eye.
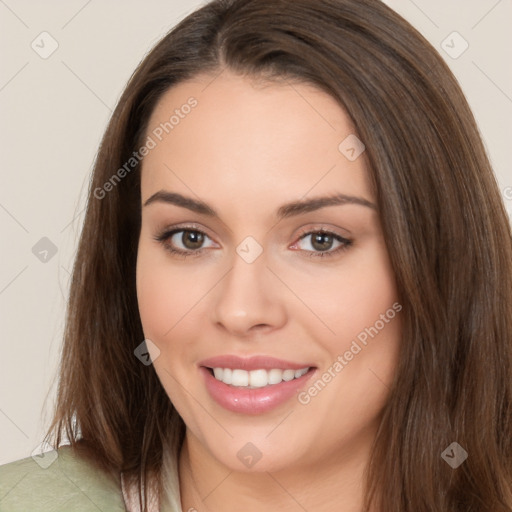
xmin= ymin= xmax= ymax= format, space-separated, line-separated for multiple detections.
xmin=154 ymin=227 xmax=215 ymax=258
xmin=310 ymin=232 xmax=336 ymax=251
xmin=293 ymin=230 xmax=353 ymax=259
xmin=178 ymin=230 xmax=205 ymax=250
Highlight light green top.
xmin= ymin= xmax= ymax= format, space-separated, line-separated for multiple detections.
xmin=0 ymin=445 xmax=182 ymax=511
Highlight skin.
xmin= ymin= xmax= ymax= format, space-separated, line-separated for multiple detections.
xmin=136 ymin=69 xmax=402 ymax=512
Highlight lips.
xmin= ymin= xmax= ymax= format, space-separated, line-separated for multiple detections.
xmin=198 ymin=355 xmax=317 ymax=414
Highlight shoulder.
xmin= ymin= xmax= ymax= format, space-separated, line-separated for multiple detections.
xmin=0 ymin=445 xmax=126 ymax=511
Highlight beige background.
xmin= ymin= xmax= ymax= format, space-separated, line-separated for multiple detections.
xmin=1 ymin=0 xmax=511 ymax=464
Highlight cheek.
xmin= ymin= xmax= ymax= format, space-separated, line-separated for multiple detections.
xmin=136 ymin=265 xmax=173 ymax=339
xmin=304 ymin=243 xmax=401 ymax=419
xmin=276 ymin=239 xmax=399 ymax=345
xmin=136 ymin=238 xmax=183 ymax=340
xmin=285 ymin=239 xmax=401 ymax=405
xmin=136 ymin=237 xmax=220 ymax=351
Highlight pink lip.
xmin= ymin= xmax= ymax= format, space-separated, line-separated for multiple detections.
xmin=199 ymin=366 xmax=317 ymax=415
xmin=198 ymin=354 xmax=314 ymax=371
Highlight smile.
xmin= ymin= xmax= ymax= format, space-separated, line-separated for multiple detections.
xmin=198 ymin=355 xmax=317 ymax=414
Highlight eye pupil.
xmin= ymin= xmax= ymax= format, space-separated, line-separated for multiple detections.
xmin=311 ymin=233 xmax=333 ymax=251
xmin=182 ymin=230 xmax=204 ymax=249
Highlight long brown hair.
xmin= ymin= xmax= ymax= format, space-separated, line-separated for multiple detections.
xmin=44 ymin=0 xmax=512 ymax=510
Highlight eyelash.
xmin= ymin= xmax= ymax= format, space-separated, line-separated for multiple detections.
xmin=153 ymin=225 xmax=353 ymax=259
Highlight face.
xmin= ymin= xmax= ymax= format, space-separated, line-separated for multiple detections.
xmin=136 ymin=70 xmax=402 ymax=474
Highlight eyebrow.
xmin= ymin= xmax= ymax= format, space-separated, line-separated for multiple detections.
xmin=143 ymin=190 xmax=376 ymax=219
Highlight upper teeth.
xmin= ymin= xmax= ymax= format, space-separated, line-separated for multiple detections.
xmin=212 ymin=367 xmax=310 ymax=388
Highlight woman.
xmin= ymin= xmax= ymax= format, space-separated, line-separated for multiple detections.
xmin=1 ymin=0 xmax=511 ymax=510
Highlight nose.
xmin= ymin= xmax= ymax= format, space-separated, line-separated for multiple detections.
xmin=210 ymin=250 xmax=287 ymax=338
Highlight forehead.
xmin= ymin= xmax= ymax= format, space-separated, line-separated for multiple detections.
xmin=141 ymin=70 xmax=372 ymax=216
